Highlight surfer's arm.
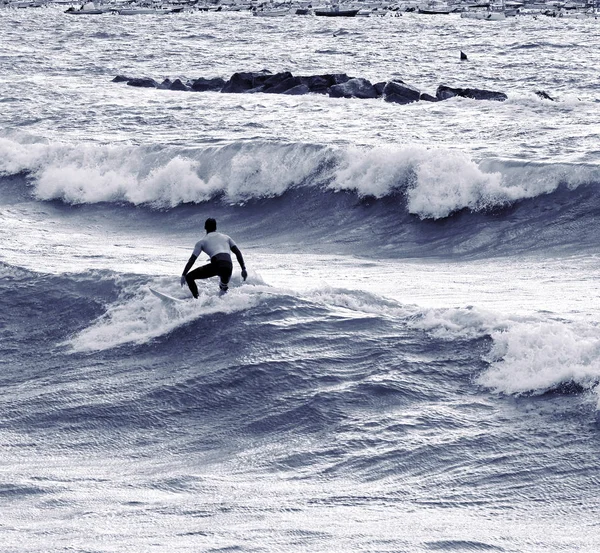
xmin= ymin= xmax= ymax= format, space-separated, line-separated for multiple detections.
xmin=180 ymin=254 xmax=197 ymax=286
xmin=230 ymin=245 xmax=247 ymax=281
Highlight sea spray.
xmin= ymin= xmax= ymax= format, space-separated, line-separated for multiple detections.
xmin=2 ymin=134 xmax=599 ymax=220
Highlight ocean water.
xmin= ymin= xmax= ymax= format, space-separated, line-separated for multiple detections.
xmin=1 ymin=8 xmax=600 ymax=552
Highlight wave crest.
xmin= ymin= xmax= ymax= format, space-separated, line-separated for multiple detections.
xmin=2 ymin=134 xmax=599 ymax=219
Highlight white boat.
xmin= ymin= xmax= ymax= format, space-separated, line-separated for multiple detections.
xmin=417 ymin=1 xmax=454 ymax=14
xmin=551 ymin=8 xmax=600 ymax=17
xmin=503 ymin=1 xmax=523 ymax=16
xmin=65 ymin=1 xmax=109 ymax=13
xmin=65 ymin=6 xmax=105 ymax=12
xmin=461 ymin=3 xmax=506 ymax=19
xmin=314 ymin=5 xmax=360 ymax=15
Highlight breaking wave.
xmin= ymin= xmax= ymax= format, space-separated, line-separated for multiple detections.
xmin=2 ymin=134 xmax=599 ymax=220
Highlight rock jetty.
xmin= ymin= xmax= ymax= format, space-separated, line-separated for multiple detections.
xmin=112 ymin=70 xmax=510 ymax=104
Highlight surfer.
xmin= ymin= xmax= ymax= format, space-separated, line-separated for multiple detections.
xmin=180 ymin=218 xmax=247 ymax=297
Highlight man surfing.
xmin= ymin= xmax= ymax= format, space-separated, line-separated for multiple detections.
xmin=181 ymin=218 xmax=247 ymax=298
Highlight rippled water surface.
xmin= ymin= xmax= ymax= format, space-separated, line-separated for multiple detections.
xmin=2 ymin=8 xmax=600 ymax=553
xmin=1 ymin=9 xmax=600 ymax=160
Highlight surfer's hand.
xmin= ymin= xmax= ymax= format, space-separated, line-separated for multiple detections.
xmin=241 ymin=268 xmax=248 ymax=281
xmin=180 ymin=275 xmax=186 ymax=287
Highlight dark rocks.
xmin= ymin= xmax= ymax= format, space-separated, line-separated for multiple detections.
xmin=159 ymin=78 xmax=189 ymax=91
xmin=329 ymin=77 xmax=377 ymax=99
xmin=246 ymin=85 xmax=268 ymax=94
xmin=436 ymin=86 xmax=459 ymax=101
xmin=169 ymin=79 xmax=189 ymax=91
xmin=301 ymin=74 xmax=352 ymax=94
xmin=126 ymin=77 xmax=158 ymax=88
xmin=190 ymin=77 xmax=226 ymax=92
xmin=373 ymin=81 xmax=387 ymax=97
xmin=462 ymin=88 xmax=507 ymax=101
xmin=383 ymin=80 xmax=420 ymax=104
xmin=113 ymin=70 xmax=512 ymax=106
xmin=158 ymin=78 xmax=172 ymax=90
xmin=265 ymin=76 xmax=303 ymax=94
xmin=283 ymin=84 xmax=311 ymax=95
xmin=241 ymin=71 xmax=301 ymax=94
xmin=436 ymin=85 xmax=507 ymax=102
xmin=263 ymin=71 xmax=294 ymax=89
xmin=221 ymin=70 xmax=272 ymax=93
xmin=419 ymin=92 xmax=438 ymax=102
xmin=299 ymin=76 xmax=331 ymax=94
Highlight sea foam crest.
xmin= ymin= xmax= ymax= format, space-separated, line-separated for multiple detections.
xmin=67 ymin=282 xmax=260 ymax=352
xmin=411 ymin=305 xmax=510 ymax=340
xmin=481 ymin=320 xmax=600 ymax=399
xmin=2 ymin=135 xmax=598 ymax=219
xmin=332 ymin=146 xmax=600 ymax=219
xmin=413 ymin=305 xmax=600 ymax=405
xmin=0 ymin=136 xmax=330 ymax=206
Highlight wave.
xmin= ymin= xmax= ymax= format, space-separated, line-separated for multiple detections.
xmin=3 ymin=133 xmax=600 ymax=260
xmin=412 ymin=304 xmax=600 ymax=406
xmin=65 ymin=275 xmax=265 ymax=353
xmin=2 ymin=133 xmax=599 ymax=221
xmin=2 ymin=259 xmax=599 ymax=468
xmin=4 ymin=262 xmax=595 ymax=407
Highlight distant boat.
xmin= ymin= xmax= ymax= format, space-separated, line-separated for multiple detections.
xmin=418 ymin=7 xmax=452 ymax=13
xmin=65 ymin=6 xmax=104 ymax=13
xmin=461 ymin=3 xmax=507 ymax=19
xmin=64 ymin=1 xmax=107 ymax=13
xmin=545 ymin=8 xmax=600 ymax=17
xmin=314 ymin=8 xmax=359 ymax=16
xmin=417 ymin=1 xmax=453 ymax=14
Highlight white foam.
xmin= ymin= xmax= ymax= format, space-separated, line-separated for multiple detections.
xmin=480 ymin=320 xmax=600 ymax=396
xmin=412 ymin=305 xmax=511 ymax=340
xmin=330 ymin=145 xmax=599 ymax=219
xmin=2 ymin=134 xmax=598 ymax=218
xmin=66 ymin=282 xmax=263 ymax=352
xmin=0 ymin=135 xmax=329 ymax=206
xmin=411 ymin=304 xmax=600 ymax=400
xmin=330 ymin=145 xmax=418 ymax=198
xmin=0 ymin=135 xmax=55 ymax=175
xmin=331 ymin=145 xmax=510 ymax=219
xmin=307 ymin=286 xmax=411 ymax=318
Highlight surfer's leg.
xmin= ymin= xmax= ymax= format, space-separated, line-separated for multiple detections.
xmin=186 ymin=263 xmax=218 ymax=299
xmin=216 ymin=261 xmax=233 ymax=294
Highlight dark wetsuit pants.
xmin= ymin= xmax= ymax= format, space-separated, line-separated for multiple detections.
xmin=186 ymin=253 xmax=233 ymax=298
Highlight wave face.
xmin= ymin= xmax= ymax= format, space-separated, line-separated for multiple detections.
xmin=2 ymin=135 xmax=600 ymax=258
xmin=2 ymin=263 xmax=600 ymax=552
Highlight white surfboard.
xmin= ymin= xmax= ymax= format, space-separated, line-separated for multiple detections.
xmin=150 ymin=288 xmax=187 ymax=303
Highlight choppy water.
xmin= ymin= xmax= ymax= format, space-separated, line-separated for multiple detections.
xmin=1 ymin=8 xmax=600 ymax=552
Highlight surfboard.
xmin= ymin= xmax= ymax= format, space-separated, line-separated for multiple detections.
xmin=150 ymin=288 xmax=186 ymax=303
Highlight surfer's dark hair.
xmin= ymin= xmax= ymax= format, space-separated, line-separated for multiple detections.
xmin=204 ymin=218 xmax=217 ymax=232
